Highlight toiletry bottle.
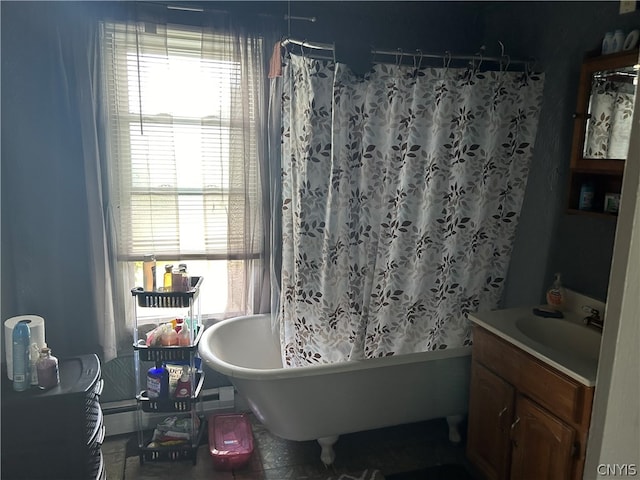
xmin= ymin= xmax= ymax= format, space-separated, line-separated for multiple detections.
xmin=147 ymin=362 xmax=169 ymax=399
xmin=178 ymin=264 xmax=189 ymax=291
xmin=30 ymin=343 xmax=41 ymax=386
xmin=602 ymin=32 xmax=613 ymax=55
xmin=612 ymin=29 xmax=625 ymax=53
xmin=172 ymin=266 xmax=183 ymax=292
xmin=579 ymin=182 xmax=594 ymax=210
xmin=546 ymin=273 xmax=565 ymax=310
xmin=143 ymin=254 xmax=157 ymax=291
xmin=174 ymin=317 xmax=184 ymax=333
xmin=36 ymin=345 xmax=60 ymax=390
xmin=178 ymin=323 xmax=191 ymax=346
xmin=12 ymin=320 xmax=31 ymax=392
xmin=160 ymin=324 xmax=179 ymax=346
xmin=163 ymin=264 xmax=173 ymax=291
xmin=174 ymin=366 xmax=191 ymax=399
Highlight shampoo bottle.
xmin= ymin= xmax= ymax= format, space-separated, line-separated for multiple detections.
xmin=546 ymin=273 xmax=565 ymax=310
xmin=147 ymin=362 xmax=169 ymax=399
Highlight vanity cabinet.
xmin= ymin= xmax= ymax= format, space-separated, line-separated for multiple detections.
xmin=510 ymin=395 xmax=575 ymax=479
xmin=467 ymin=326 xmax=594 ymax=480
xmin=467 ymin=362 xmax=514 ymax=480
xmin=567 ymin=49 xmax=638 ymax=217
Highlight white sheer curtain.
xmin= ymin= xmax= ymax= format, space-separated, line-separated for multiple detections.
xmin=100 ymin=13 xmax=274 ymax=355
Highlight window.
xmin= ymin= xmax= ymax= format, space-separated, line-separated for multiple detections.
xmin=101 ymin=21 xmax=264 ymax=323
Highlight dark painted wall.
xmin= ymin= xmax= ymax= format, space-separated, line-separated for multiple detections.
xmin=1 ymin=2 xmax=101 ymax=361
xmin=480 ymin=1 xmax=640 ymax=305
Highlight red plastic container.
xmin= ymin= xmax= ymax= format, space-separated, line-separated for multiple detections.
xmin=208 ymin=413 xmax=254 ymax=471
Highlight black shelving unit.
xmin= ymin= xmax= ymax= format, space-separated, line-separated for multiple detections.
xmin=131 ymin=276 xmax=205 ymax=465
xmin=1 ymin=354 xmax=105 ymax=480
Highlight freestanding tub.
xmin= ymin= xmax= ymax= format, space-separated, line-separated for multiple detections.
xmin=199 ymin=314 xmax=472 ymax=465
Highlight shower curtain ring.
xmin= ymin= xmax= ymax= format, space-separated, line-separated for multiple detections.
xmin=525 ymin=58 xmax=537 ymax=78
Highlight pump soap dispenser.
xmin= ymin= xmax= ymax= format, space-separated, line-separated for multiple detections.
xmin=546 ymin=272 xmax=565 ymax=310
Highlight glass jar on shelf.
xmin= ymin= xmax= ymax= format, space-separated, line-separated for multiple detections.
xmin=36 ymin=346 xmax=60 ymax=390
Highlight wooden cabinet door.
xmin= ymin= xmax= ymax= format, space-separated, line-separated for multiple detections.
xmin=510 ymin=395 xmax=576 ymax=480
xmin=467 ymin=362 xmax=515 ymax=480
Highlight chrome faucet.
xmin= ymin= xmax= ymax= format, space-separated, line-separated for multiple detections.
xmin=583 ymin=306 xmax=603 ymax=331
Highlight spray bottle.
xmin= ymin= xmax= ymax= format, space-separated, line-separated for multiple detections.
xmin=12 ymin=320 xmax=31 ymax=392
xmin=174 ymin=366 xmax=191 ymax=399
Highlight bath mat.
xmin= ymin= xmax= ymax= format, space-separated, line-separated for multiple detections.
xmin=386 ymin=464 xmax=473 ymax=479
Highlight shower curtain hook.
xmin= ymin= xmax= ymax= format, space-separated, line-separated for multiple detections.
xmin=476 ymin=45 xmax=485 ymax=71
xmin=527 ymin=58 xmax=538 ymax=76
xmin=444 ymin=51 xmax=452 ymax=70
xmin=497 ymin=41 xmax=511 ymax=71
xmin=498 ymin=41 xmax=505 ymax=58
xmin=501 ymin=54 xmax=511 ymax=72
xmin=415 ymin=49 xmax=424 ymax=70
xmin=396 ymin=48 xmax=403 ymax=66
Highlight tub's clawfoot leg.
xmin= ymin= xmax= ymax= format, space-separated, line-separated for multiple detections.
xmin=446 ymin=415 xmax=463 ymax=444
xmin=317 ymin=435 xmax=339 ymax=467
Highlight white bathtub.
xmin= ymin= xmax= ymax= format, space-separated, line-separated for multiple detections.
xmin=199 ymin=314 xmax=472 ymax=465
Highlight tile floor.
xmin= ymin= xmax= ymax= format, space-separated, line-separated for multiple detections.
xmin=102 ymin=413 xmax=477 ymax=479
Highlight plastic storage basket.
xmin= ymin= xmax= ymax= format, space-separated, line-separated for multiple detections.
xmin=132 ymin=276 xmax=203 ymax=308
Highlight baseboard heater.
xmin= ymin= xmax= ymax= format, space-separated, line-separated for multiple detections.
xmin=102 ymin=386 xmax=236 ymax=437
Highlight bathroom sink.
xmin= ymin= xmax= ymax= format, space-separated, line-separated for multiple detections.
xmin=515 ymin=316 xmax=602 ymax=362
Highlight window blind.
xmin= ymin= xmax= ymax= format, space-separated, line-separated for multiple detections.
xmin=101 ymin=21 xmax=262 ymax=260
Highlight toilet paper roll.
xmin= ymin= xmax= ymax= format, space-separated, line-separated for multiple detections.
xmin=4 ymin=315 xmax=46 ymax=381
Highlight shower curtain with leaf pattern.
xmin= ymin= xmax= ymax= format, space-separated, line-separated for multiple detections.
xmin=279 ymin=53 xmax=544 ymax=367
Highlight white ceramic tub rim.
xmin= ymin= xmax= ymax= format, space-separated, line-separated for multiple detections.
xmin=199 ymin=314 xmax=471 ymax=380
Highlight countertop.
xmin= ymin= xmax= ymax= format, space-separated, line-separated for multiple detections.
xmin=469 ymin=307 xmax=601 ymax=386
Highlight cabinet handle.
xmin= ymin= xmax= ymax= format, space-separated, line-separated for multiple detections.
xmin=510 ymin=416 xmax=520 ymax=438
xmin=498 ymin=406 xmax=508 ymax=430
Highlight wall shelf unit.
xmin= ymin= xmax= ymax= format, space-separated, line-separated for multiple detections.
xmin=567 ymin=48 xmax=639 ymax=217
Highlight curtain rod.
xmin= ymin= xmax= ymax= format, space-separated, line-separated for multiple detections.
xmin=282 ymin=38 xmax=534 ymax=67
